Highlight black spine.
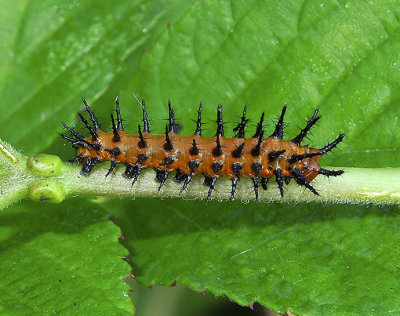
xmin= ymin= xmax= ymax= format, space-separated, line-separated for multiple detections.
xmin=58 ymin=132 xmax=85 ymax=147
xmin=216 ymin=105 xmax=224 ymax=137
xmin=319 ymin=133 xmax=345 ymax=154
xmin=289 ymin=152 xmax=320 ymax=164
xmin=68 ymin=154 xmax=84 ymax=163
xmin=78 ymin=112 xmax=98 ymax=140
xmin=115 ymin=96 xmax=123 ymax=131
xmin=138 ymin=125 xmax=147 ymax=148
xmin=189 ymin=139 xmax=199 ymax=156
xmin=61 ymin=121 xmax=84 ymax=140
xmin=289 ymin=134 xmax=345 ymax=164
xmin=270 ymin=105 xmax=287 ymax=139
xmin=318 ymin=168 xmax=344 ymax=177
xmin=194 ymin=102 xmax=203 ymax=136
xmin=253 ymin=113 xmax=264 ymax=138
xmin=168 ymin=100 xmax=177 ymax=133
xmin=60 ymin=123 xmax=98 ymax=149
xmin=251 ymin=130 xmax=264 ymax=157
xmin=141 ymin=99 xmax=150 ymax=132
xmin=268 ymin=150 xmax=286 ymax=163
xmin=164 ymin=126 xmax=173 ymax=151
xmin=233 ymin=105 xmax=248 ymax=138
xmin=232 ymin=143 xmax=245 ymax=158
xmin=212 ymin=134 xmax=222 ymax=157
xmin=82 ymin=98 xmax=100 ymax=130
xmin=111 ymin=113 xmax=120 ymax=142
xmin=105 ymin=147 xmax=121 ymax=157
xmin=291 ymin=109 xmax=320 ymax=144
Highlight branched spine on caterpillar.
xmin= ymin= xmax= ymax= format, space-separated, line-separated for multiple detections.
xmin=59 ymin=97 xmax=344 ymax=201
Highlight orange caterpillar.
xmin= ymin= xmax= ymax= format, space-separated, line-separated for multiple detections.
xmin=59 ymin=97 xmax=344 ymax=200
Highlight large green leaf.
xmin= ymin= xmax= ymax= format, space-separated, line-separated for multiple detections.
xmin=0 ymin=199 xmax=132 ymax=315
xmin=111 ymin=198 xmax=400 ymax=315
xmin=1 ymin=0 xmax=399 ymax=167
xmin=1 ymin=0 xmax=400 ymax=315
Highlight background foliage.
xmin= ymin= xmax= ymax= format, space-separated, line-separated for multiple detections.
xmin=0 ymin=0 xmax=399 ymax=315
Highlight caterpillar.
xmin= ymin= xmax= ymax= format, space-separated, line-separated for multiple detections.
xmin=59 ymin=97 xmax=344 ymax=200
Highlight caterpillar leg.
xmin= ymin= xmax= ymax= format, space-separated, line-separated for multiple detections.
xmin=179 ymin=174 xmax=192 ymax=194
xmin=105 ymin=160 xmax=117 ymax=177
xmin=155 ymin=169 xmax=169 ymax=191
xmin=274 ymin=168 xmax=284 ymax=198
xmin=261 ymin=178 xmax=269 ymax=190
xmin=178 ymin=160 xmax=200 ymax=194
xmin=81 ymin=157 xmax=99 ymax=176
xmin=204 ymin=176 xmax=217 ymax=200
xmin=174 ymin=169 xmax=186 ymax=182
xmin=131 ymin=166 xmax=143 ymax=186
xmin=124 ymin=164 xmax=136 ymax=179
xmin=174 ymin=171 xmax=194 ymax=195
xmin=292 ymin=167 xmax=319 ymax=196
xmin=230 ymin=178 xmax=239 ymax=201
xmin=124 ymin=164 xmax=142 ymax=186
xmin=252 ymin=176 xmax=259 ymax=200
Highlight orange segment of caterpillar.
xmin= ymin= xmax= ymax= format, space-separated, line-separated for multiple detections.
xmin=59 ymin=97 xmax=345 ymax=201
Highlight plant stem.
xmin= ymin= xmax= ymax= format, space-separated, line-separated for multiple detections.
xmin=60 ymin=163 xmax=400 ymax=205
xmin=1 ymin=139 xmax=399 ymax=209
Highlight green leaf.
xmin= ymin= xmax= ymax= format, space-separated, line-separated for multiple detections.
xmin=1 ymin=0 xmax=400 ymax=315
xmin=112 ymin=198 xmax=400 ymax=315
xmin=1 ymin=0 xmax=399 ymax=167
xmin=0 ymin=199 xmax=132 ymax=315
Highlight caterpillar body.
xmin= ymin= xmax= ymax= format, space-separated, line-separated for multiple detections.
xmin=59 ymin=97 xmax=344 ymax=200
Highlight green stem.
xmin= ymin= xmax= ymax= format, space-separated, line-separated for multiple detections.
xmin=60 ymin=164 xmax=400 ymax=204
xmin=0 ymin=140 xmax=33 ymax=210
xmin=0 ymin=138 xmax=399 ymax=209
